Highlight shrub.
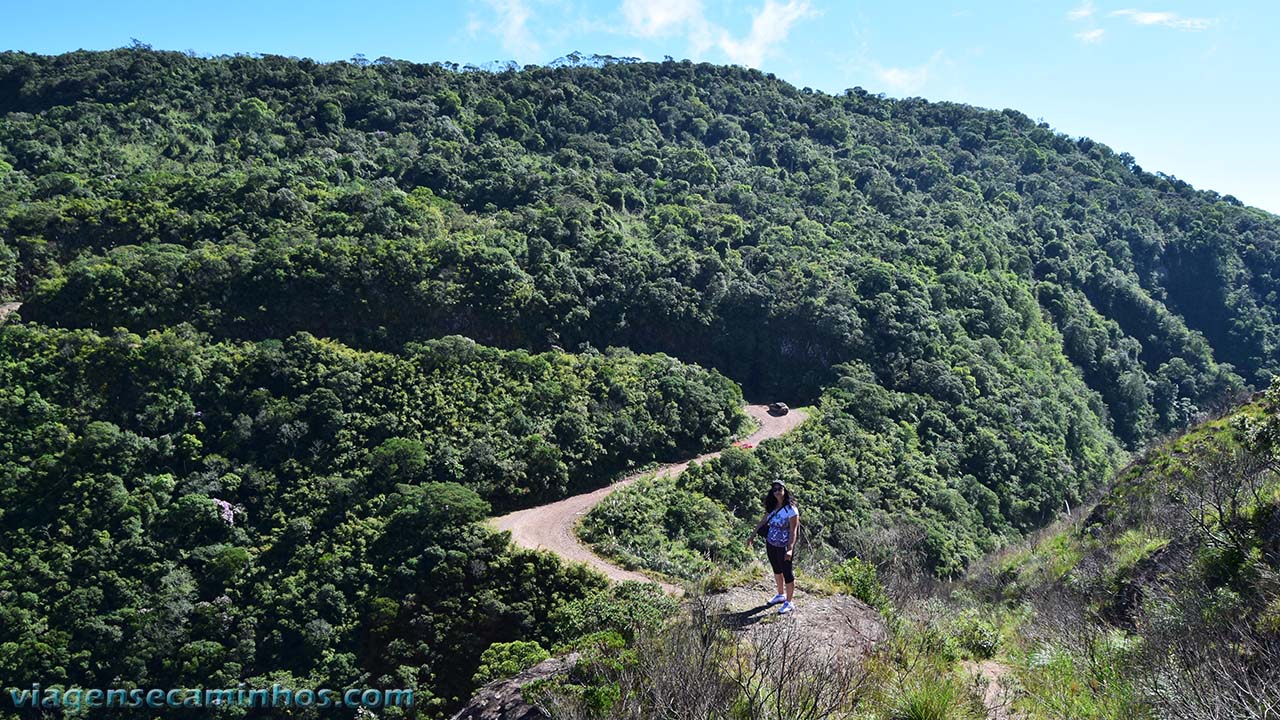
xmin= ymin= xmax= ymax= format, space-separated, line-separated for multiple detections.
xmin=889 ymin=674 xmax=983 ymax=720
xmin=1258 ymin=595 xmax=1280 ymax=634
xmin=551 ymin=582 xmax=678 ymax=643
xmin=522 ymin=678 xmax=621 ymax=718
xmin=832 ymin=557 xmax=889 ymax=611
xmin=1021 ymin=635 xmax=1149 ymax=720
xmin=472 ymin=640 xmax=550 ymax=685
xmin=697 ymin=568 xmax=733 ymax=594
xmin=951 ymin=609 xmax=1000 ymax=660
xmin=527 ymin=632 xmax=631 ymax=718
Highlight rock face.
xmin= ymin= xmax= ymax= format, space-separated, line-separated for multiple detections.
xmin=449 ymin=653 xmax=579 ymax=720
xmin=0 ymin=302 xmax=19 ymax=324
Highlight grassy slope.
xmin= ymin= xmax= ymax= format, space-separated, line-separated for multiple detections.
xmin=948 ymin=383 xmax=1280 ymax=718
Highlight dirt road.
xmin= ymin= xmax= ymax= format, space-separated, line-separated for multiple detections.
xmin=489 ymin=404 xmax=808 ymax=594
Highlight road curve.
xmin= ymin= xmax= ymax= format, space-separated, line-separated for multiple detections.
xmin=489 ymin=404 xmax=808 ymax=594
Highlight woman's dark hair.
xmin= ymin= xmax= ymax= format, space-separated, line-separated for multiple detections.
xmin=763 ymin=484 xmax=794 ymax=511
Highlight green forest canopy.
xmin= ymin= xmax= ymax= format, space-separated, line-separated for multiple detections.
xmin=1 ymin=49 xmax=1278 ymax=717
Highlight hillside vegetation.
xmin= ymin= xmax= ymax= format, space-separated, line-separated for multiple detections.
xmin=948 ymin=380 xmax=1280 ymax=718
xmin=545 ymin=382 xmax=1280 ymax=720
xmin=0 ymin=322 xmax=741 ymax=714
xmin=1 ymin=49 xmax=1279 ymax=717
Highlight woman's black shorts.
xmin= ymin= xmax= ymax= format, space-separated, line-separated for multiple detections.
xmin=766 ymin=542 xmax=794 ymax=583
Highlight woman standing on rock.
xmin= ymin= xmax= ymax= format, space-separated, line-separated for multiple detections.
xmin=748 ymin=480 xmax=799 ymax=614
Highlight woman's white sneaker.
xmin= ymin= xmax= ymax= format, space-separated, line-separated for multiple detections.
xmin=778 ymin=601 xmax=794 ymax=614
xmin=767 ymin=593 xmax=786 ymax=605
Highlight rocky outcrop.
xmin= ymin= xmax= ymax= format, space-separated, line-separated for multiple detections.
xmin=450 ymin=579 xmax=887 ymax=720
xmin=449 ymin=653 xmax=579 ymax=720
xmin=711 ymin=579 xmax=888 ymax=661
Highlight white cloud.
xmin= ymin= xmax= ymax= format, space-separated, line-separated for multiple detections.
xmin=1076 ymin=28 xmax=1106 ymax=43
xmin=872 ymin=50 xmax=945 ymax=94
xmin=1067 ymin=0 xmax=1095 ymax=21
xmin=1110 ymin=9 xmax=1214 ymax=30
xmin=472 ymin=0 xmax=541 ymax=56
xmin=621 ymin=0 xmax=704 ymax=37
xmin=877 ymin=65 xmax=929 ymax=93
xmin=717 ymin=0 xmax=816 ymax=68
xmin=615 ymin=0 xmax=815 ymax=68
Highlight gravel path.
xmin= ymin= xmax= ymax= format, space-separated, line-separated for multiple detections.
xmin=489 ymin=404 xmax=808 ymax=594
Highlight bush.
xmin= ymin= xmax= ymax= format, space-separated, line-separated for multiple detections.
xmin=580 ymin=476 xmax=753 ymax=580
xmin=951 ymin=609 xmax=1000 ymax=660
xmin=525 ymin=632 xmax=631 ymax=718
xmin=832 ymin=557 xmax=889 ymax=611
xmin=1022 ymin=635 xmax=1149 ymax=720
xmin=1258 ymin=595 xmax=1280 ymax=634
xmin=696 ymin=568 xmax=733 ymax=594
xmin=551 ymin=582 xmax=678 ymax=643
xmin=472 ymin=640 xmax=550 ymax=685
xmin=888 ymin=674 xmax=983 ymax=720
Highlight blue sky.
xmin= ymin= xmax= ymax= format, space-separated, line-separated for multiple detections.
xmin=3 ymin=0 xmax=1277 ymax=213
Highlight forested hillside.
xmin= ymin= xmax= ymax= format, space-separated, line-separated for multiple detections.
xmin=4 ymin=51 xmax=1275 ymax=412
xmin=1 ymin=48 xmax=1279 ymax=716
xmin=548 ymin=380 xmax=1280 ymax=720
xmin=0 ymin=322 xmax=741 ymax=714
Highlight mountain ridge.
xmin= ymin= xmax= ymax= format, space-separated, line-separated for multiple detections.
xmin=1 ymin=49 xmax=1279 ymax=717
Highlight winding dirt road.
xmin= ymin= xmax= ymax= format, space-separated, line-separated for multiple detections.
xmin=489 ymin=404 xmax=808 ymax=593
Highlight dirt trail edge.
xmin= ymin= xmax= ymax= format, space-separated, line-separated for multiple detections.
xmin=489 ymin=405 xmax=807 ymax=594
